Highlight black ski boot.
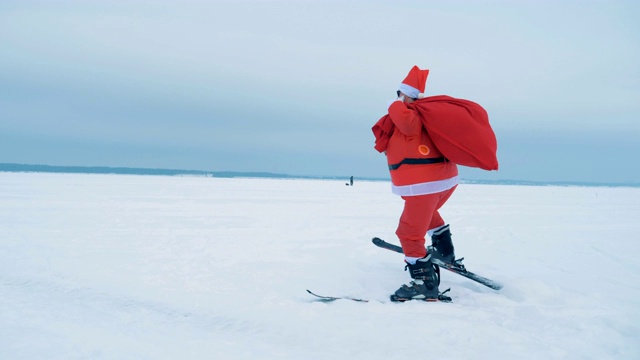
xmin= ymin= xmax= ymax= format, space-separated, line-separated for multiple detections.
xmin=428 ymin=224 xmax=455 ymax=264
xmin=391 ymin=254 xmax=441 ymax=302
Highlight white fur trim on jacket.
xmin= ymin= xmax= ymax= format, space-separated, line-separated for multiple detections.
xmin=391 ymin=176 xmax=459 ymax=196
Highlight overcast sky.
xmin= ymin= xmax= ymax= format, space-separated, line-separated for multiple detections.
xmin=1 ymin=0 xmax=639 ymax=184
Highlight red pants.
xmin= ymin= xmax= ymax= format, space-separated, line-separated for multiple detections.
xmin=396 ymin=186 xmax=457 ymax=258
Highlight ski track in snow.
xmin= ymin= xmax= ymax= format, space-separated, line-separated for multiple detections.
xmin=1 ymin=172 xmax=639 ymax=359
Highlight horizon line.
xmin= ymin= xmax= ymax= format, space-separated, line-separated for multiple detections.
xmin=1 ymin=162 xmax=638 ymax=188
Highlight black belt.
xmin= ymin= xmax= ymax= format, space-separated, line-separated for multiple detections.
xmin=388 ymin=157 xmax=447 ymax=170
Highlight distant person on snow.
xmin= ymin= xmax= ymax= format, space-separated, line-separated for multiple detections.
xmin=372 ymin=66 xmax=457 ymax=302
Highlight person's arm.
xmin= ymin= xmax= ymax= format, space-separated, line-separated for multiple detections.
xmin=388 ymin=97 xmax=421 ymax=136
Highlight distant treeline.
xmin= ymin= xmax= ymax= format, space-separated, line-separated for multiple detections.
xmin=0 ymin=163 xmax=355 ymax=181
xmin=1 ymin=163 xmax=638 ymax=188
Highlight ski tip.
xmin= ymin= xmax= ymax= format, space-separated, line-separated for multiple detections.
xmin=307 ymin=289 xmax=369 ymax=302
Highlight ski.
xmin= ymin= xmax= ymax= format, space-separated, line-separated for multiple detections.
xmin=390 ymin=288 xmax=452 ymax=303
xmin=306 ymin=289 xmax=450 ymax=303
xmin=306 ymin=289 xmax=369 ymax=302
xmin=372 ymin=237 xmax=503 ymax=290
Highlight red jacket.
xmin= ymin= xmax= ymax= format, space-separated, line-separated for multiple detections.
xmin=373 ymin=96 xmax=498 ymax=193
xmin=374 ymin=100 xmax=458 ymax=192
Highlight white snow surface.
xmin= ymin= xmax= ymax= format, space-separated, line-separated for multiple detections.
xmin=1 ymin=172 xmax=639 ymax=359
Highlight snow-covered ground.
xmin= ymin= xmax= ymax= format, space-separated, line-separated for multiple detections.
xmin=1 ymin=172 xmax=639 ymax=359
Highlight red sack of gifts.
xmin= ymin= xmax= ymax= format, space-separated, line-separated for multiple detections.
xmin=409 ymin=95 xmax=498 ymax=171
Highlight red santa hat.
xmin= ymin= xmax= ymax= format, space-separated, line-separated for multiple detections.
xmin=398 ymin=65 xmax=429 ymax=99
